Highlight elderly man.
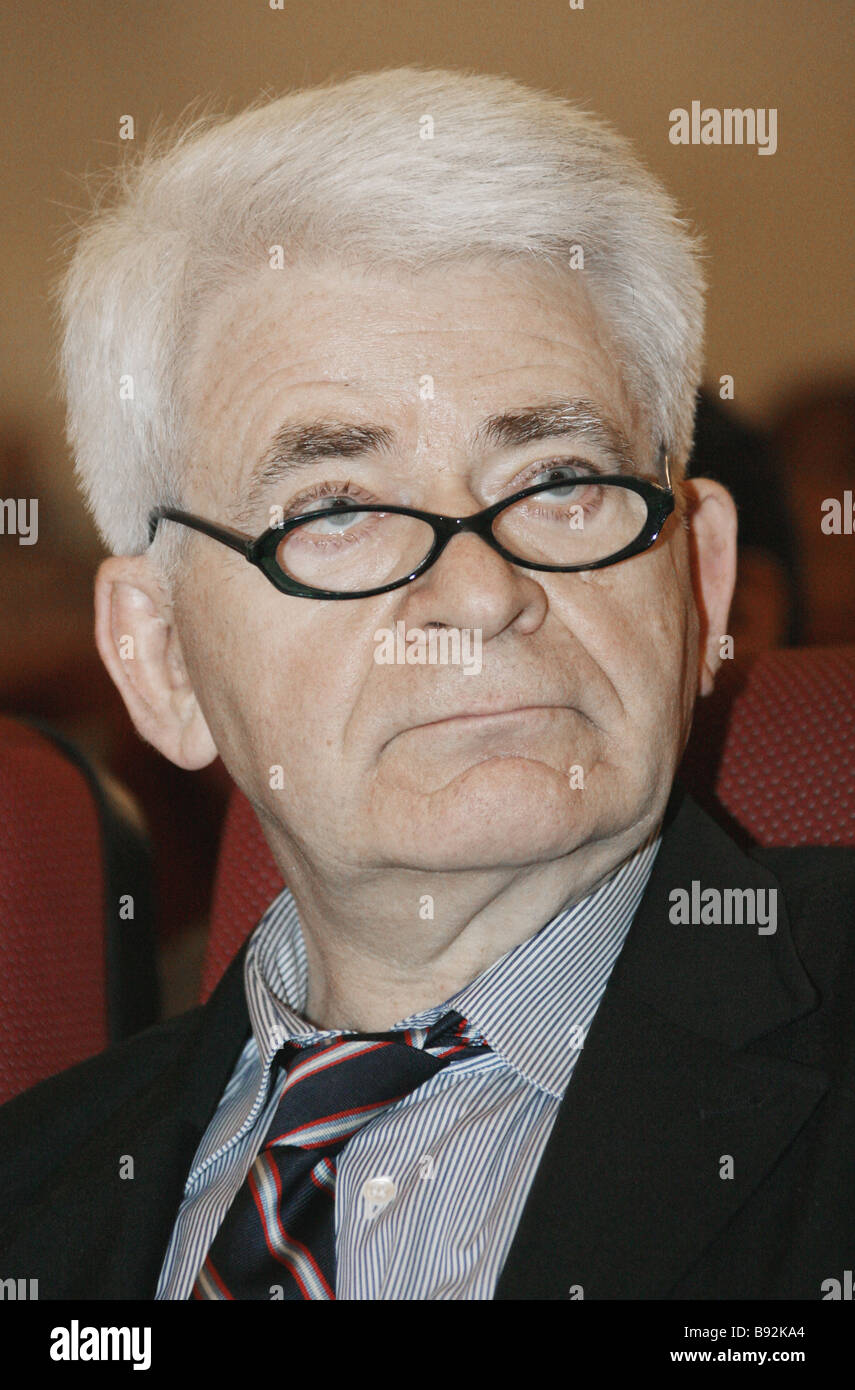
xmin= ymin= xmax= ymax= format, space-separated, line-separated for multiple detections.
xmin=1 ymin=68 xmax=853 ymax=1303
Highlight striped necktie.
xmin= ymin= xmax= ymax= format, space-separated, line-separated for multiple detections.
xmin=193 ymin=1009 xmax=491 ymax=1300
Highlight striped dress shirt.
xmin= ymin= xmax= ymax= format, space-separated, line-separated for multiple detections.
xmin=156 ymin=830 xmax=661 ymax=1300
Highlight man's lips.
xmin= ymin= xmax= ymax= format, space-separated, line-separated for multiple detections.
xmin=409 ymin=704 xmax=570 ymax=732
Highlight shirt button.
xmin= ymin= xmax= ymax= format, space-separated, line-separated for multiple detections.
xmin=361 ymin=1175 xmax=397 ymax=1213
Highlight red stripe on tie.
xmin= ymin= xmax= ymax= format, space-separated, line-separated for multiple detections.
xmin=278 ymin=1039 xmax=393 ymax=1093
xmin=272 ymin=1093 xmax=414 ymax=1148
xmin=250 ymin=1155 xmax=335 ymax=1300
xmin=198 ymin=1256 xmax=234 ymax=1300
xmin=310 ymin=1157 xmax=336 ymax=1193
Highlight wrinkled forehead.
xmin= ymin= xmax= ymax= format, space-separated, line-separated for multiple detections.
xmin=179 ymin=257 xmax=651 ymax=506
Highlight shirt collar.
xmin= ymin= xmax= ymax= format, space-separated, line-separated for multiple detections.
xmin=245 ymin=828 xmax=662 ymax=1102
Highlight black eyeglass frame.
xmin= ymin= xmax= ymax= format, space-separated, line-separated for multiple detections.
xmin=147 ymin=458 xmax=674 ymax=600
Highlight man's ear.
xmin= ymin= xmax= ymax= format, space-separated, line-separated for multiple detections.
xmin=683 ymin=477 xmax=739 ymax=696
xmin=94 ymin=554 xmax=218 ymax=770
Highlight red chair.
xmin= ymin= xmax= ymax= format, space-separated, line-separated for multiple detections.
xmin=200 ymin=645 xmax=855 ymax=1000
xmin=679 ymin=645 xmax=855 ymax=847
xmin=0 ymin=716 xmax=159 ymax=1103
xmin=202 ymin=793 xmax=285 ymax=1001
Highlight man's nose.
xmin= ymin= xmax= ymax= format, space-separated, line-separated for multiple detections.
xmin=401 ymin=512 xmax=549 ymax=642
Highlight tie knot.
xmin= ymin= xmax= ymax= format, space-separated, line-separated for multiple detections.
xmin=395 ymin=1007 xmax=490 ymax=1056
xmin=265 ymin=1009 xmax=490 ymax=1156
xmin=277 ymin=1007 xmax=489 ymax=1071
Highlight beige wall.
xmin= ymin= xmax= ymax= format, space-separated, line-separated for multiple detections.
xmin=3 ymin=0 xmax=852 ymax=552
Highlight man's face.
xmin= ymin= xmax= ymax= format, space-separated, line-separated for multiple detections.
xmin=170 ymin=258 xmax=701 ymax=880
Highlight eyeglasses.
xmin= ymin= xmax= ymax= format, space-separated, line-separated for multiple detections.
xmin=147 ymin=455 xmax=674 ymax=600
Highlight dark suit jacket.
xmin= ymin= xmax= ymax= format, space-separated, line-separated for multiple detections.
xmin=1 ymin=788 xmax=853 ymax=1300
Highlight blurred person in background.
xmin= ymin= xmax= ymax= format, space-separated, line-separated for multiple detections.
xmin=688 ymin=390 xmax=803 ymax=659
xmin=772 ymin=382 xmax=855 ymax=647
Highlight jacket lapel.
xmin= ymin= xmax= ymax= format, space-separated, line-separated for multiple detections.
xmin=2 ymin=940 xmax=252 ymax=1298
xmin=494 ymin=789 xmax=829 ymax=1299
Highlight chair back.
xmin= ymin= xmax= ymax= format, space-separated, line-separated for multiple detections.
xmin=0 ymin=716 xmax=159 ymax=1103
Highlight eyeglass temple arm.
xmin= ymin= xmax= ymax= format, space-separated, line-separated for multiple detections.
xmin=147 ymin=508 xmax=254 ymax=557
xmin=658 ymin=445 xmax=672 ymax=490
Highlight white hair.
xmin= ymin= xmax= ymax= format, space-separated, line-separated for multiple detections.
xmin=55 ymin=66 xmax=706 ymax=582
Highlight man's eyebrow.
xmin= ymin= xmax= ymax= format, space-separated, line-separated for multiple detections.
xmin=236 ymin=420 xmax=395 ymax=524
xmin=473 ymin=399 xmax=636 ymax=469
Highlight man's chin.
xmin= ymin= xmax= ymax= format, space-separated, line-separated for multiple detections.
xmin=373 ymin=754 xmax=603 ymax=871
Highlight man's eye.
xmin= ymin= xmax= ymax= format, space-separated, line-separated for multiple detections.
xmin=300 ymin=505 xmax=369 ymax=536
xmin=279 ymin=482 xmax=369 ymax=520
xmin=535 ymin=467 xmax=583 ymax=488
xmin=518 ymin=462 xmax=595 ymax=493
xmin=300 ymin=497 xmax=355 ymax=517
